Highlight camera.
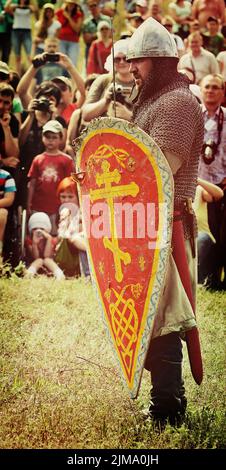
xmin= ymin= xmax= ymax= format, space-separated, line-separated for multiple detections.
xmin=32 ymin=53 xmax=60 ymax=69
xmin=115 ymin=85 xmax=126 ymax=105
xmin=35 ymin=229 xmax=43 ymax=238
xmin=34 ymin=97 xmax=50 ymax=112
xmin=109 ymin=85 xmax=131 ymax=106
xmin=44 ymin=53 xmax=60 ymax=63
xmin=201 ymin=139 xmax=218 ymax=165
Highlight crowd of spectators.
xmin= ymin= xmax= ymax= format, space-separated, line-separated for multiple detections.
xmin=0 ymin=0 xmax=225 ymax=288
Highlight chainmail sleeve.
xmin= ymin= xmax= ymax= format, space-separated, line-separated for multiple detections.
xmin=145 ymin=89 xmax=203 ymax=164
xmin=132 ymin=85 xmax=204 ymax=239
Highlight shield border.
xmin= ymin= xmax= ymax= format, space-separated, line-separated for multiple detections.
xmin=75 ymin=117 xmax=174 ymax=398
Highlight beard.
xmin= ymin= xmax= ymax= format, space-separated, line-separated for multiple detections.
xmin=136 ymin=58 xmax=189 ymax=103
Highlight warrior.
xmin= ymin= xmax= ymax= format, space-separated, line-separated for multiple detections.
xmin=127 ymin=17 xmax=204 ymax=425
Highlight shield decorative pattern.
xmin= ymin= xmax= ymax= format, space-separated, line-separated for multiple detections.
xmin=74 ymin=117 xmax=174 ymax=398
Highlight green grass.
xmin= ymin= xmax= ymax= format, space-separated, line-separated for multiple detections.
xmin=0 ymin=276 xmax=225 ymax=449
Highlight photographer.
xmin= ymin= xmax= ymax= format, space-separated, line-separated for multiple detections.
xmin=198 ymin=73 xmax=226 ymax=289
xmin=34 ymin=37 xmax=67 ymax=85
xmin=82 ymin=39 xmax=134 ymax=122
xmin=17 ymin=44 xmax=85 ymax=113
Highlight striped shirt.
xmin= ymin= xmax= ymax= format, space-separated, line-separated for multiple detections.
xmin=0 ymin=169 xmax=17 ymax=199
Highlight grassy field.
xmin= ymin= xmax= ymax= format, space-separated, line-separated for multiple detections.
xmin=0 ymin=274 xmax=225 ymax=449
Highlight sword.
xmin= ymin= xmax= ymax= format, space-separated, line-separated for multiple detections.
xmin=110 ymin=17 xmax=117 ymax=117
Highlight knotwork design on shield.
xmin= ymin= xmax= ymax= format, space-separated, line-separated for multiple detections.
xmin=109 ymin=284 xmax=143 ymax=375
xmin=74 ymin=117 xmax=174 ymax=398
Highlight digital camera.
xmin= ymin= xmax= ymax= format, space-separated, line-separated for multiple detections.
xmin=34 ymin=97 xmax=50 ymax=112
xmin=201 ymin=139 xmax=218 ymax=165
xmin=109 ymin=85 xmax=131 ymax=106
xmin=44 ymin=53 xmax=60 ymax=63
xmin=36 ymin=229 xmax=43 ymax=237
xmin=32 ymin=53 xmax=60 ymax=69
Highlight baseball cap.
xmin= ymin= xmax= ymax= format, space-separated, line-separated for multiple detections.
xmin=43 ymin=3 xmax=55 ymax=9
xmin=42 ymin=120 xmax=63 ymax=134
xmin=0 ymin=61 xmax=10 ymax=76
xmin=136 ymin=0 xmax=147 ymax=7
xmin=52 ymin=76 xmax=72 ymax=90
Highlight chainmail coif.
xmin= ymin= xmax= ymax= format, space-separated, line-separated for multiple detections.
xmin=132 ymin=58 xmax=204 ymax=239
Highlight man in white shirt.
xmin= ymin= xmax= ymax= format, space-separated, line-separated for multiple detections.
xmin=178 ymin=32 xmax=219 ymax=84
xmin=198 ymin=73 xmax=226 ymax=289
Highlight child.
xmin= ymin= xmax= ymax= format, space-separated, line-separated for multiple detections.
xmin=27 ymin=120 xmax=74 ymax=234
xmin=55 ymin=176 xmax=89 ymax=277
xmin=26 ymin=211 xmax=65 ymax=279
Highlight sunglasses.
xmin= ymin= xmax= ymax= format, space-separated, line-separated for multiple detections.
xmin=114 ymin=57 xmax=127 ymax=64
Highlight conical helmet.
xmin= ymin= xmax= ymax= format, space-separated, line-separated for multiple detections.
xmin=126 ymin=17 xmax=178 ymax=60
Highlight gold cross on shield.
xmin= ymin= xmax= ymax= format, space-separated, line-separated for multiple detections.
xmin=90 ymin=160 xmax=139 ymax=282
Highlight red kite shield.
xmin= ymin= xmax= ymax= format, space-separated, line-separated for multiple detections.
xmin=74 ymin=117 xmax=174 ymax=398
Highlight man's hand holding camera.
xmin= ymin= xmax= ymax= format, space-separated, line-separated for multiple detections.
xmin=57 ymin=53 xmax=74 ymax=71
xmin=32 ymin=52 xmax=74 ymax=70
xmin=27 ymin=98 xmax=39 ymax=115
xmin=32 ymin=54 xmax=46 ymax=69
xmin=32 ymin=52 xmax=60 ymax=69
xmin=28 ymin=97 xmax=57 ymax=119
xmin=103 ymin=84 xmax=132 ymax=121
xmin=103 ymin=85 xmax=114 ymax=105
